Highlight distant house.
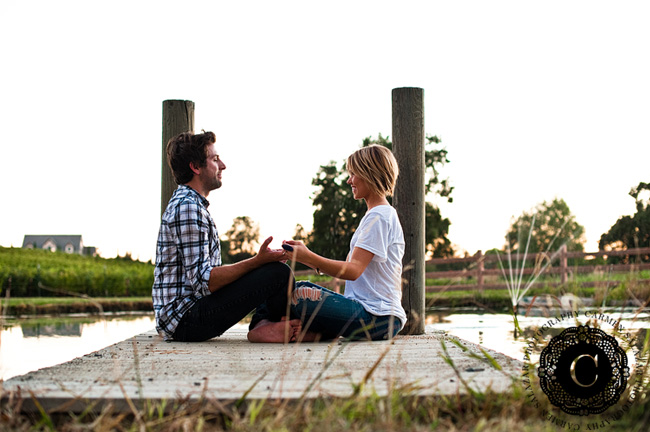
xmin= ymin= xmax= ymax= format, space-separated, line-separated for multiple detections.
xmin=22 ymin=235 xmax=96 ymax=256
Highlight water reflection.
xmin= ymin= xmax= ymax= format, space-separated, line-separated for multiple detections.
xmin=21 ymin=322 xmax=82 ymax=337
xmin=425 ymin=307 xmax=650 ymax=361
xmin=2 ymin=309 xmax=649 ymax=382
xmin=1 ymin=314 xmax=155 ymax=381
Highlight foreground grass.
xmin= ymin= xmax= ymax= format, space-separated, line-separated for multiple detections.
xmin=2 ymin=381 xmax=648 ymax=431
xmin=3 ymin=311 xmax=649 ymax=431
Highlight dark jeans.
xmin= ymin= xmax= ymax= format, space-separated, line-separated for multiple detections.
xmin=172 ymin=262 xmax=292 ymax=342
xmin=290 ymin=281 xmax=401 ymax=341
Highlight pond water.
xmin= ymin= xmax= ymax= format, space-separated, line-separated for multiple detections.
xmin=1 ymin=313 xmax=157 ymax=381
xmin=2 ymin=309 xmax=649 ymax=381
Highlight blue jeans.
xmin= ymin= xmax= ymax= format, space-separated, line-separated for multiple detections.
xmin=172 ymin=262 xmax=292 ymax=342
xmin=290 ymin=281 xmax=401 ymax=341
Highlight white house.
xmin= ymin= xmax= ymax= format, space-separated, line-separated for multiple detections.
xmin=22 ymin=235 xmax=96 ymax=256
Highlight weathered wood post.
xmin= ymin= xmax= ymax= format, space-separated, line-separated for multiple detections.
xmin=560 ymin=244 xmax=568 ymax=284
xmin=392 ymin=87 xmax=426 ymax=335
xmin=161 ymin=100 xmax=195 ymax=215
xmin=476 ymin=250 xmax=484 ymax=294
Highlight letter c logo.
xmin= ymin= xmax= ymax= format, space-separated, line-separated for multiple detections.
xmin=570 ymin=354 xmax=599 ymax=387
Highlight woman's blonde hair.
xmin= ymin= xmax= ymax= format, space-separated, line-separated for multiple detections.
xmin=347 ymin=144 xmax=399 ymax=197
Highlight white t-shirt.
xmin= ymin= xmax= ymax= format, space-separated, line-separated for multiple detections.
xmin=344 ymin=205 xmax=407 ymax=330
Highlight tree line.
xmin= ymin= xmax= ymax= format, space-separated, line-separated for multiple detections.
xmin=222 ymin=134 xmax=650 ymax=264
xmin=3 ymin=135 xmax=646 ymax=298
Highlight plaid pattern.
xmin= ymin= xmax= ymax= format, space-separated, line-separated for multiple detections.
xmin=152 ymin=185 xmax=221 ymax=340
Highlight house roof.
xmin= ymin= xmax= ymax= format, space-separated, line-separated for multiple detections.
xmin=22 ymin=235 xmax=83 ymax=249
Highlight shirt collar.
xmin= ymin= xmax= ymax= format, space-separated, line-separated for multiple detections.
xmin=179 ymin=184 xmax=210 ymax=208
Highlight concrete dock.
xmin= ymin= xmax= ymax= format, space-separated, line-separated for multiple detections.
xmin=2 ymin=326 xmax=523 ymax=412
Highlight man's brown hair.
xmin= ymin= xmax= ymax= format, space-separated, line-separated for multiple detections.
xmin=166 ymin=131 xmax=216 ymax=185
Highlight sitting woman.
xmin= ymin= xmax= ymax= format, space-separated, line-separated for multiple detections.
xmin=285 ymin=144 xmax=406 ymax=341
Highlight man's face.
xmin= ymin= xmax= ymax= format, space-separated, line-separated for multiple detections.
xmin=199 ymin=143 xmax=226 ymax=192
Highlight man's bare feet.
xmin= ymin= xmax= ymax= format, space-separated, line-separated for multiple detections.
xmin=296 ymin=330 xmax=322 ymax=343
xmin=247 ymin=319 xmax=302 ymax=343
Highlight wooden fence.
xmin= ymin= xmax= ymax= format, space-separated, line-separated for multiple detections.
xmin=293 ymin=247 xmax=650 ymax=293
xmin=425 ymin=246 xmax=650 ymax=293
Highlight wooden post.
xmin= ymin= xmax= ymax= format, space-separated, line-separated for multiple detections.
xmin=392 ymin=87 xmax=425 ymax=335
xmin=161 ymin=100 xmax=195 ymax=216
xmin=476 ymin=250 xmax=484 ymax=294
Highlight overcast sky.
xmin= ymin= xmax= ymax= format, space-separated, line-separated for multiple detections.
xmin=1 ymin=1 xmax=648 ymax=262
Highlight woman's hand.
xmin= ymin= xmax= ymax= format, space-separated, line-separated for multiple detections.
xmin=281 ymin=240 xmax=311 ymax=265
xmin=282 ymin=240 xmax=374 ymax=281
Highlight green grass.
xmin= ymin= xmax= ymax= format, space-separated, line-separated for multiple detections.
xmin=0 ymin=296 xmax=153 ymax=317
xmin=0 ymin=246 xmax=154 ymax=298
xmin=426 ymin=270 xmax=650 ymax=288
xmin=2 ymin=366 xmax=648 ymax=431
xmin=2 ymin=274 xmax=646 ymax=317
xmin=425 ymin=270 xmax=650 ymax=310
xmin=2 ymin=296 xmax=151 ymax=306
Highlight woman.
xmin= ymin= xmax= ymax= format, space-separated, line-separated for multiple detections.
xmin=285 ymin=144 xmax=406 ymax=341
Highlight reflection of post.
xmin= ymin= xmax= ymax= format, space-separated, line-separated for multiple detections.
xmin=392 ymin=87 xmax=425 ymax=335
xmin=161 ymin=100 xmax=195 ymax=216
xmin=560 ymin=244 xmax=568 ymax=284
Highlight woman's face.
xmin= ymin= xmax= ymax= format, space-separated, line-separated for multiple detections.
xmin=347 ymin=172 xmax=371 ymax=201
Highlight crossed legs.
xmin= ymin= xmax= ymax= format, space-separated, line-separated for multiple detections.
xmin=172 ymin=262 xmax=298 ymax=342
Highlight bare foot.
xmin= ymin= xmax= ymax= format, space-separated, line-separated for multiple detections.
xmin=296 ymin=330 xmax=323 ymax=343
xmin=247 ymin=319 xmax=302 ymax=343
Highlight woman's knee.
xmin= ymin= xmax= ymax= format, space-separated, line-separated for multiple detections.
xmin=291 ymin=283 xmax=325 ymax=306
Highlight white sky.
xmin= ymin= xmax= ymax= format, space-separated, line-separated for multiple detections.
xmin=1 ymin=1 xmax=648 ymax=263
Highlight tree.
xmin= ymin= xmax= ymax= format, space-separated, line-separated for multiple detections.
xmin=308 ymin=134 xmax=454 ymax=260
xmin=599 ymin=182 xmax=650 ymax=262
xmin=222 ymin=216 xmax=260 ymax=263
xmin=426 ymin=202 xmax=454 ymax=257
xmin=505 ymin=198 xmax=585 ymax=254
xmin=292 ymin=224 xmax=308 ymax=242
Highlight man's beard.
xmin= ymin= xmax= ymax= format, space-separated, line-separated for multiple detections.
xmin=200 ymin=172 xmax=222 ymax=192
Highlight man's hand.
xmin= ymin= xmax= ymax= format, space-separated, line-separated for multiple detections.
xmin=208 ymin=236 xmax=286 ymax=292
xmin=255 ymin=236 xmax=287 ymax=264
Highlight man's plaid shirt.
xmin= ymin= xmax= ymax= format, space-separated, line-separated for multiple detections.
xmin=152 ymin=185 xmax=221 ymax=340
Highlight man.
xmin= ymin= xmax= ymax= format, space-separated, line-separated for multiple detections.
xmin=152 ymin=130 xmax=299 ymax=343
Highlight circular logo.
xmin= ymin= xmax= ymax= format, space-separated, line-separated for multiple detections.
xmin=538 ymin=325 xmax=629 ymax=416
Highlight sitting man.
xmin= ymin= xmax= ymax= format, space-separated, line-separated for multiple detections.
xmin=152 ymin=130 xmax=299 ymax=343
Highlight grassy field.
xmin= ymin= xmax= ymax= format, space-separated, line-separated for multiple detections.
xmin=2 ymin=245 xmax=647 ymax=308
xmin=1 ymin=296 xmax=153 ymax=316
xmin=426 ymin=269 xmax=650 ymax=311
xmin=0 ymin=247 xmax=154 ymax=298
xmin=2 ymin=277 xmax=649 ymax=317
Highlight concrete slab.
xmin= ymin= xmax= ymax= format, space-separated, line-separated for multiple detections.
xmin=1 ymin=327 xmax=523 ymax=412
